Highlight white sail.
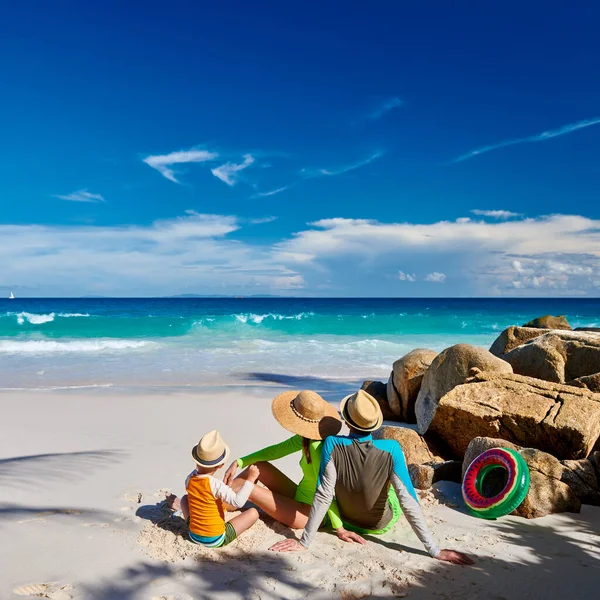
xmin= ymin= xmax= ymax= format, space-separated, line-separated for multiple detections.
xmin=9 ymin=292 xmax=14 ymax=299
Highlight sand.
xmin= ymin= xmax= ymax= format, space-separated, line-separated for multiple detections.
xmin=1 ymin=386 xmax=599 ymax=600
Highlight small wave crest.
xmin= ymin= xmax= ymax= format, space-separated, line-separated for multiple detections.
xmin=8 ymin=312 xmax=91 ymax=325
xmin=0 ymin=339 xmax=156 ymax=354
xmin=233 ymin=312 xmax=315 ymax=325
xmin=17 ymin=312 xmax=55 ymax=325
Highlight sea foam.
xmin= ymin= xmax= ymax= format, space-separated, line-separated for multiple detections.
xmin=0 ymin=339 xmax=155 ymax=353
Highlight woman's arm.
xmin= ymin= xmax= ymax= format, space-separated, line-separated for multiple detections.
xmin=224 ymin=435 xmax=303 ymax=484
xmin=307 ymin=441 xmax=344 ymax=530
xmin=237 ymin=435 xmax=303 ymax=468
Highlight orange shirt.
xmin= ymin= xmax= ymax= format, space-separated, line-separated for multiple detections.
xmin=185 ymin=471 xmax=255 ymax=538
xmin=186 ymin=475 xmax=225 ymax=537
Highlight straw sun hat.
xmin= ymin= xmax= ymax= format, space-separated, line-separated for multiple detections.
xmin=191 ymin=429 xmax=230 ymax=467
xmin=271 ymin=390 xmax=342 ymax=440
xmin=339 ymin=389 xmax=383 ymax=433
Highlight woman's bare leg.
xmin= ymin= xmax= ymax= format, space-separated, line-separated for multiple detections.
xmin=228 ymin=507 xmax=259 ymax=537
xmin=248 ymin=484 xmax=311 ymax=529
xmin=228 ymin=461 xmax=310 ymax=528
xmin=232 ymin=461 xmax=297 ymax=498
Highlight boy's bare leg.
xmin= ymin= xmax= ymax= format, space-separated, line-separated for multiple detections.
xmin=180 ymin=495 xmax=190 ymax=520
xmin=165 ymin=493 xmax=189 ymax=519
xmin=229 ymin=507 xmax=259 ymax=537
xmin=165 ymin=493 xmax=181 ymax=511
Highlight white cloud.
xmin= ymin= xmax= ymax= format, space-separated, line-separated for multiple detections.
xmin=471 ymin=209 xmax=521 ymax=220
xmin=302 ymin=152 xmax=383 ymax=178
xmin=424 ymin=272 xmax=447 ymax=283
xmin=272 ymin=274 xmax=305 ymax=289
xmin=211 ymin=154 xmax=255 ymax=186
xmin=398 ymin=271 xmax=416 ymax=282
xmin=249 ymin=216 xmax=277 ymax=224
xmin=508 ymin=255 xmax=597 ymax=290
xmin=143 ymin=148 xmax=219 ymax=183
xmin=54 ymin=189 xmax=105 ymax=203
xmin=453 ymin=117 xmax=600 ymax=163
xmin=252 ymin=185 xmax=292 ymax=198
xmin=248 ymin=152 xmax=383 ymax=199
xmin=368 ymin=98 xmax=403 ymax=120
xmin=279 ymin=215 xmax=600 ymax=260
xmin=0 ymin=213 xmax=304 ymax=296
xmin=4 ymin=210 xmax=600 ymax=297
xmin=512 ymin=260 xmax=525 ymax=273
xmin=276 ymin=214 xmax=600 ymax=296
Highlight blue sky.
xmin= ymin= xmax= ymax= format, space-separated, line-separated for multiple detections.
xmin=1 ymin=1 xmax=599 ymax=297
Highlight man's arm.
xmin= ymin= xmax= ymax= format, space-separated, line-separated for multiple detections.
xmin=389 ymin=443 xmax=474 ymax=564
xmin=390 ymin=472 xmax=441 ymax=557
xmin=299 ymin=459 xmax=337 ymax=547
xmin=388 ymin=442 xmax=440 ymax=557
xmin=269 ymin=459 xmax=338 ymax=552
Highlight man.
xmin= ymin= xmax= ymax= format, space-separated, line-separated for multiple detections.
xmin=271 ymin=390 xmax=473 ymax=565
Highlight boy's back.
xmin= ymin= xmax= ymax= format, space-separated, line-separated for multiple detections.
xmin=186 ymin=473 xmax=226 ymax=539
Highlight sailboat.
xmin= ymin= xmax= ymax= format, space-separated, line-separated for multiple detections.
xmin=9 ymin=292 xmax=14 ymax=299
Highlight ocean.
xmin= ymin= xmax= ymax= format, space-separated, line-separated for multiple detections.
xmin=0 ymin=298 xmax=598 ymax=391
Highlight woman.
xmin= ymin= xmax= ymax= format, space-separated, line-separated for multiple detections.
xmin=223 ymin=389 xmax=349 ymax=532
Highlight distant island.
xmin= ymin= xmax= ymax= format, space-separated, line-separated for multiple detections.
xmin=168 ymin=294 xmax=284 ymax=299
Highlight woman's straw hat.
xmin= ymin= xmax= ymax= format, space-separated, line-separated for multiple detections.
xmin=191 ymin=430 xmax=230 ymax=467
xmin=271 ymin=390 xmax=342 ymax=440
xmin=339 ymin=389 xmax=383 ymax=433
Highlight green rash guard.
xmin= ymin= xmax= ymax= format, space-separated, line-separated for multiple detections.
xmin=237 ymin=435 xmax=344 ymax=529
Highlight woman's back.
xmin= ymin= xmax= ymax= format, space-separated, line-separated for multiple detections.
xmin=295 ymin=439 xmax=323 ymax=504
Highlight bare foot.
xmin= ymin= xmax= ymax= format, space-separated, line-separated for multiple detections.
xmin=164 ymin=493 xmax=181 ymax=512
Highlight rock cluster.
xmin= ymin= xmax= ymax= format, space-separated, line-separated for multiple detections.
xmin=387 ymin=349 xmax=437 ymax=423
xmin=414 ymin=344 xmax=513 ymax=434
xmin=361 ymin=314 xmax=600 ymax=518
xmin=429 ymin=371 xmax=600 ymax=460
xmin=491 ymin=329 xmax=600 ymax=383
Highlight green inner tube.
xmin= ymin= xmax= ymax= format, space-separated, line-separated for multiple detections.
xmin=470 ymin=449 xmax=530 ymax=519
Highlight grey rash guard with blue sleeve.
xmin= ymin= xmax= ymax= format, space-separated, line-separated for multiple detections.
xmin=299 ymin=433 xmax=441 ymax=557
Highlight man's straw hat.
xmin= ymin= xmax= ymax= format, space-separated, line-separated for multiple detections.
xmin=271 ymin=390 xmax=342 ymax=440
xmin=339 ymin=389 xmax=383 ymax=433
xmin=191 ymin=430 xmax=230 ymax=467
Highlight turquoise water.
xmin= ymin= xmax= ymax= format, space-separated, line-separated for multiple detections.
xmin=0 ymin=298 xmax=598 ymax=389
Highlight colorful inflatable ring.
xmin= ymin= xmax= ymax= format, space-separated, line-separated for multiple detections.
xmin=462 ymin=448 xmax=530 ymax=519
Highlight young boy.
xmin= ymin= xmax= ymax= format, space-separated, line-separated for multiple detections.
xmin=169 ymin=429 xmax=260 ymax=548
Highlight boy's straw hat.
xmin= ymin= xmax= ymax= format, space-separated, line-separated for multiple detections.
xmin=339 ymin=389 xmax=383 ymax=433
xmin=271 ymin=390 xmax=342 ymax=440
xmin=191 ymin=430 xmax=230 ymax=467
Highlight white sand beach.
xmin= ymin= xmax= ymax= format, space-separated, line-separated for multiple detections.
xmin=1 ymin=385 xmax=599 ymax=600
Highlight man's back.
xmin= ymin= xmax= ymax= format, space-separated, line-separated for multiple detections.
xmin=322 ymin=435 xmax=399 ymax=530
xmin=275 ymin=390 xmax=474 ymax=565
xmin=299 ymin=430 xmax=440 ymax=556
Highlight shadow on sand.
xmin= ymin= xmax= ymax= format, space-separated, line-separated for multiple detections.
xmin=136 ymin=499 xmax=299 ymax=542
xmin=242 ymin=372 xmax=363 ymax=402
xmin=0 ymin=503 xmax=120 ymax=524
xmin=0 ymin=450 xmax=125 ymax=489
xmin=86 ymin=504 xmax=599 ymax=600
xmin=0 ymin=450 xmax=126 ymax=525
